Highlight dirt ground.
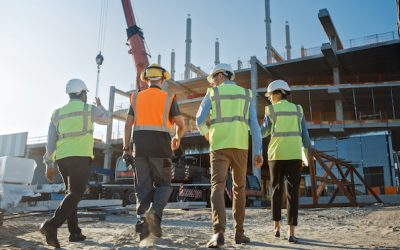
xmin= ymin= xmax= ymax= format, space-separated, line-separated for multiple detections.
xmin=1 ymin=204 xmax=399 ymax=249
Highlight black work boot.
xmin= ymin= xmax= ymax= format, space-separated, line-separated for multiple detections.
xmin=135 ymin=218 xmax=150 ymax=241
xmin=69 ymin=232 xmax=87 ymax=242
xmin=145 ymin=210 xmax=162 ymax=237
xmin=39 ymin=220 xmax=60 ymax=248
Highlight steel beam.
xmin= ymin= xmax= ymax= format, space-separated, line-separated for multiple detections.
xmin=318 ymin=8 xmax=344 ymax=50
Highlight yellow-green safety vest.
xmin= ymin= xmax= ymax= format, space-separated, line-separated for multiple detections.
xmin=51 ymin=100 xmax=94 ymax=160
xmin=266 ymin=100 xmax=303 ymax=160
xmin=209 ymin=83 xmax=252 ymax=151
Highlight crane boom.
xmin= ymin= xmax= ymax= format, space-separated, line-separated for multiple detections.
xmin=121 ymin=0 xmax=149 ymax=90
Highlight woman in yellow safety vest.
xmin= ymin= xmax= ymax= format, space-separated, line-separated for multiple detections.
xmin=261 ymin=79 xmax=312 ymax=244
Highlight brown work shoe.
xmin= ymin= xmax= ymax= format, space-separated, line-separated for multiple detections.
xmin=39 ymin=220 xmax=60 ymax=248
xmin=207 ymin=232 xmax=224 ymax=248
xmin=235 ymin=234 xmax=250 ymax=244
xmin=135 ymin=218 xmax=150 ymax=241
xmin=69 ymin=232 xmax=86 ymax=242
xmin=145 ymin=210 xmax=162 ymax=238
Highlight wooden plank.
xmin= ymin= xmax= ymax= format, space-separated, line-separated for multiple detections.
xmin=352 ymin=168 xmax=383 ymax=203
xmin=309 ymin=151 xmax=318 ymax=205
xmin=315 ymin=155 xmax=357 ymax=205
xmin=316 ymin=161 xmax=335 ymax=198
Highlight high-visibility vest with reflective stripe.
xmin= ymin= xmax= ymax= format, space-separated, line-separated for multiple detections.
xmin=130 ymin=88 xmax=175 ymax=132
xmin=209 ymin=83 xmax=252 ymax=151
xmin=266 ymin=100 xmax=303 ymax=160
xmin=52 ymin=100 xmax=94 ymax=160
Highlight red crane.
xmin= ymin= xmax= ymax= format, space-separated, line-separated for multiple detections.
xmin=121 ymin=0 xmax=149 ymax=91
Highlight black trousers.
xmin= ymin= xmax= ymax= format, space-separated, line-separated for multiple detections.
xmin=48 ymin=156 xmax=91 ymax=234
xmin=268 ymin=160 xmax=301 ymax=226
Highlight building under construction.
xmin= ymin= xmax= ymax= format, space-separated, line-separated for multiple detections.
xmin=23 ymin=2 xmax=400 ymax=202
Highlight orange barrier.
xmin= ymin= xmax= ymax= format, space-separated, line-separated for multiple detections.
xmin=384 ymin=186 xmax=399 ymax=195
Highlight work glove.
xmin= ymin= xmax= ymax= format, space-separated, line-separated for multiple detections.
xmin=122 ymin=152 xmax=135 ymax=170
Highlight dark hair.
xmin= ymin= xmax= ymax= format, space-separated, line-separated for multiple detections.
xmin=224 ymin=71 xmax=233 ymax=80
xmin=272 ymin=89 xmax=291 ymax=99
xmin=69 ymin=91 xmax=86 ymax=99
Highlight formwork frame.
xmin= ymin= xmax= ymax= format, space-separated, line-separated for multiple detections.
xmin=305 ymin=150 xmax=383 ymax=208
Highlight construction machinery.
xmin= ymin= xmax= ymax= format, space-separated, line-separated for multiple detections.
xmin=121 ymin=0 xmax=149 ymax=91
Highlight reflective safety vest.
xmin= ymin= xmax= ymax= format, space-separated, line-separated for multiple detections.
xmin=52 ymin=100 xmax=94 ymax=160
xmin=266 ymin=100 xmax=303 ymax=160
xmin=209 ymin=83 xmax=252 ymax=151
xmin=130 ymin=87 xmax=175 ymax=132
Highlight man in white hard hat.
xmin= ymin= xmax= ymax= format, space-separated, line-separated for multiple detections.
xmin=123 ymin=64 xmax=185 ymax=241
xmin=261 ymin=79 xmax=312 ymax=244
xmin=40 ymin=78 xmax=111 ymax=248
xmin=196 ymin=63 xmax=263 ymax=248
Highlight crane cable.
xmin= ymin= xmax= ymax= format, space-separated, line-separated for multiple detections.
xmin=95 ymin=0 xmax=109 ymax=97
xmin=97 ymin=0 xmax=108 ymax=53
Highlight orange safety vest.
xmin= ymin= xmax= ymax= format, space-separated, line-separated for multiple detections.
xmin=130 ymin=88 xmax=175 ymax=132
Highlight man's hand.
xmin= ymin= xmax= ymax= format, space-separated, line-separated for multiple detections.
xmin=253 ymin=155 xmax=264 ymax=168
xmin=45 ymin=166 xmax=56 ymax=183
xmin=94 ymin=97 xmax=101 ymax=107
xmin=122 ymin=151 xmax=135 ymax=170
xmin=171 ymin=136 xmax=181 ymax=151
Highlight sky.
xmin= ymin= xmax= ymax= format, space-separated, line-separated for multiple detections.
xmin=0 ymin=0 xmax=398 ymax=140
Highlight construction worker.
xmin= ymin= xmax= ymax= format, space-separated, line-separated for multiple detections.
xmin=196 ymin=63 xmax=263 ymax=248
xmin=123 ymin=64 xmax=185 ymax=241
xmin=41 ymin=78 xmax=112 ymax=248
xmin=261 ymin=79 xmax=312 ymax=244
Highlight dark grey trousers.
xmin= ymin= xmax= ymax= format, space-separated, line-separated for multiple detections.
xmin=49 ymin=156 xmax=91 ymax=234
xmin=134 ymin=157 xmax=172 ymax=219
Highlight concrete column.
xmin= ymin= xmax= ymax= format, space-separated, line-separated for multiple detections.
xmin=250 ymin=56 xmax=261 ymax=183
xmin=103 ymin=86 xmax=115 ymax=183
xmin=184 ymin=14 xmax=192 ymax=80
xmin=331 ymin=37 xmax=343 ymax=121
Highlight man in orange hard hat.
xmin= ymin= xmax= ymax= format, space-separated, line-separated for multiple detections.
xmin=123 ymin=64 xmax=185 ymax=242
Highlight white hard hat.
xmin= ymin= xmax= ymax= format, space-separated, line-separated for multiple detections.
xmin=266 ymin=80 xmax=291 ymax=96
xmin=65 ymin=78 xmax=89 ymax=94
xmin=207 ymin=63 xmax=235 ymax=83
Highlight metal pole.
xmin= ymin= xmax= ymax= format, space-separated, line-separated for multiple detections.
xmin=250 ymin=56 xmax=261 ymax=183
xmin=95 ymin=66 xmax=100 ymax=97
xmin=170 ymin=49 xmax=175 ymax=80
xmin=285 ymin=21 xmax=292 ymax=60
xmin=103 ymin=85 xmax=115 ymax=183
xmin=391 ymin=86 xmax=396 ymax=119
xmin=353 ymin=88 xmax=358 ymax=120
xmin=371 ymin=88 xmax=376 ymax=115
xmin=157 ymin=54 xmax=161 ymax=65
xmin=184 ymin=14 xmax=192 ymax=80
xmin=237 ymin=58 xmax=243 ymax=70
xmin=308 ymin=90 xmax=313 ymax=121
xmin=265 ymin=0 xmax=272 ymax=64
xmin=214 ymin=38 xmax=220 ymax=65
